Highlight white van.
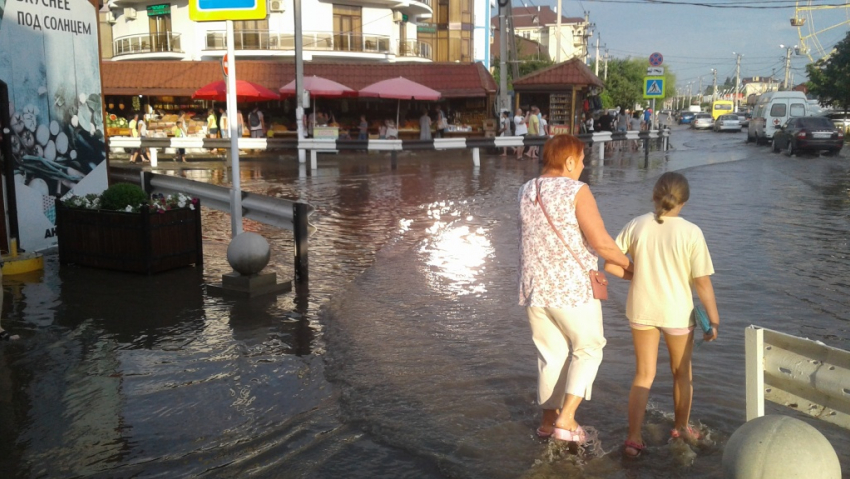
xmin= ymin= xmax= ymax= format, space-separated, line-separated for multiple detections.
xmin=747 ymin=91 xmax=810 ymax=144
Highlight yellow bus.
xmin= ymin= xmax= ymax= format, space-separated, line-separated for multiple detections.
xmin=711 ymin=100 xmax=734 ymax=120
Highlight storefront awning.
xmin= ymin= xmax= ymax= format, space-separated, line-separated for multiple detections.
xmin=101 ymin=60 xmax=497 ymax=99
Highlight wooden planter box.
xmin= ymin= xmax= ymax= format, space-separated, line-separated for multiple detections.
xmin=56 ymin=202 xmax=203 ymax=274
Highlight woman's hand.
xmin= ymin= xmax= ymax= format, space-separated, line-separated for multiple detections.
xmin=575 ymin=186 xmax=631 ymax=269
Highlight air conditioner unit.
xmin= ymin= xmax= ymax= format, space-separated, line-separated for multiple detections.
xmin=269 ymin=0 xmax=285 ymax=12
xmin=105 ymin=11 xmax=116 ymax=24
xmin=124 ymin=8 xmax=136 ymax=20
xmin=393 ymin=11 xmax=403 ymax=22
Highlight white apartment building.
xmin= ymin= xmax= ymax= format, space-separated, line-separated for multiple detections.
xmin=506 ymin=6 xmax=590 ymax=62
xmin=100 ymin=0 xmax=434 ymax=62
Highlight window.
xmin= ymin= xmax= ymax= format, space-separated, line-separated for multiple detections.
xmin=769 ymin=103 xmax=786 ymax=117
xmin=333 ymin=5 xmax=362 ymax=51
xmin=790 ymin=103 xmax=805 ymax=117
xmin=148 ymin=9 xmax=172 ymax=52
xmin=235 ymin=19 xmax=269 ymax=49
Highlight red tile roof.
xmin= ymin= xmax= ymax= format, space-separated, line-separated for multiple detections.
xmin=491 ymin=6 xmax=584 ymax=28
xmin=101 ymin=61 xmax=497 ymax=98
xmin=512 ymin=58 xmax=604 ymax=90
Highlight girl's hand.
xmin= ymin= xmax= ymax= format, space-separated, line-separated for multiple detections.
xmin=703 ymin=325 xmax=718 ymax=342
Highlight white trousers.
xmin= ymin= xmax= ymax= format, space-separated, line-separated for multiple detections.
xmin=527 ymin=301 xmax=605 ymax=408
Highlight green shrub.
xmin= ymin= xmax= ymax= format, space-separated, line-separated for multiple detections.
xmin=99 ymin=183 xmax=148 ymax=211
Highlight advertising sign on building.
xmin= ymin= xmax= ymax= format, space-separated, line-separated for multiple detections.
xmin=0 ymin=0 xmax=108 ymax=252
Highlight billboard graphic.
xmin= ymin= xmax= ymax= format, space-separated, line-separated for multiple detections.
xmin=0 ymin=0 xmax=107 ymax=251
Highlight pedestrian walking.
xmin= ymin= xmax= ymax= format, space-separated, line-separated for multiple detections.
xmin=419 ymin=109 xmax=432 ymax=140
xmin=248 ymin=106 xmax=265 ymax=138
xmin=519 ymin=134 xmax=632 ymax=443
xmin=514 ymin=108 xmax=528 ymax=160
xmin=604 ymin=172 xmax=720 ymax=458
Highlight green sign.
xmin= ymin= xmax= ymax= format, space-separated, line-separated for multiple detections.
xmin=402 ymin=14 xmax=409 ymax=22
xmin=147 ymin=4 xmax=171 ymax=15
xmin=417 ymin=25 xmax=436 ymax=33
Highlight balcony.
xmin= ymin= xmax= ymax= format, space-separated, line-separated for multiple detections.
xmin=113 ymin=32 xmax=182 ymax=57
xmin=398 ymin=40 xmax=432 ymax=60
xmin=204 ymin=30 xmax=431 ymax=61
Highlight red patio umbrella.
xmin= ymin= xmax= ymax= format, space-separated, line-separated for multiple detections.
xmin=280 ymin=76 xmax=357 ymax=136
xmin=192 ymin=80 xmax=280 ymax=102
xmin=279 ymin=75 xmax=357 ymax=97
xmin=358 ymin=76 xmax=441 ymax=128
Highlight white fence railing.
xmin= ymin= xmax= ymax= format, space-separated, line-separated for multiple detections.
xmin=745 ymin=326 xmax=850 ymax=430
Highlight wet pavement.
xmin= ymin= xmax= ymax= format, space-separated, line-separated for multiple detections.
xmin=1 ymin=125 xmax=849 ymax=478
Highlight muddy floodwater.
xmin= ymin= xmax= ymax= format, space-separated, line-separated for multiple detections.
xmin=1 ymin=126 xmax=849 ymax=478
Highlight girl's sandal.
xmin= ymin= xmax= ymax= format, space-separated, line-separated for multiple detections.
xmin=624 ymin=440 xmax=645 ymax=458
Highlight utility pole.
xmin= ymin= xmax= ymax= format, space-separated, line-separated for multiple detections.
xmin=499 ymin=1 xmax=508 ymax=113
xmin=603 ymin=47 xmax=609 ymax=80
xmin=711 ymin=68 xmax=717 ymax=104
xmin=781 ymin=44 xmax=794 ymax=90
xmin=698 ymin=76 xmax=703 ymax=106
xmin=734 ymin=52 xmax=742 ymax=112
xmin=594 ymin=36 xmax=600 ymax=76
xmin=556 ymin=0 xmax=562 ymax=63
xmin=507 ymin=1 xmax=519 ymax=81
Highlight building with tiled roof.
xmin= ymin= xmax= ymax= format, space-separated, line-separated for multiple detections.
xmin=99 ymin=0 xmax=435 ymax=62
xmin=491 ymin=6 xmax=591 ymax=63
xmin=101 ymin=60 xmax=497 ymax=99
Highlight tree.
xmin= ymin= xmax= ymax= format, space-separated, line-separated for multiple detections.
xmin=595 ymin=57 xmax=677 ymax=111
xmin=806 ymin=31 xmax=850 ymax=113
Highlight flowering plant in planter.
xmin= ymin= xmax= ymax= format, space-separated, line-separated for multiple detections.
xmin=61 ymin=184 xmax=197 ymax=213
xmin=57 ymin=183 xmax=203 ymax=274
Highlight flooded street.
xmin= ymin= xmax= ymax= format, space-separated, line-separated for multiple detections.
xmin=2 ymin=126 xmax=849 ymax=478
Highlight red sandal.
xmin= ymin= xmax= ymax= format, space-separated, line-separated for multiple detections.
xmin=624 ymin=440 xmax=645 ymax=458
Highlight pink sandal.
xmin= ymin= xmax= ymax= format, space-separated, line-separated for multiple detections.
xmin=670 ymin=426 xmax=701 ymax=440
xmin=624 ymin=440 xmax=645 ymax=458
xmin=551 ymin=425 xmax=586 ymax=444
xmin=536 ymin=426 xmax=553 ymax=439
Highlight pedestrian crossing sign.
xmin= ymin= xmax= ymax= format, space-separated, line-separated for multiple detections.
xmin=189 ymin=0 xmax=267 ymax=21
xmin=644 ymin=77 xmax=665 ymax=99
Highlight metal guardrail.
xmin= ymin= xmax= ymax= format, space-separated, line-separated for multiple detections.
xmin=745 ymin=326 xmax=850 ymax=430
xmin=108 ymin=169 xmax=314 ymax=281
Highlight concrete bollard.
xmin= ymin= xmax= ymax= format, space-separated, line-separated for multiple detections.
xmin=472 ymin=147 xmax=480 ymax=167
xmin=227 ymin=232 xmax=271 ymax=275
xmin=722 ymin=415 xmax=841 ymax=479
xmin=310 ymin=150 xmax=318 ymax=170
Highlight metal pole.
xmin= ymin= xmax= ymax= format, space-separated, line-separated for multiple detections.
xmin=556 ymin=0 xmax=562 ymax=63
xmin=293 ymin=202 xmax=309 ymax=283
xmin=734 ymin=53 xmax=741 ymax=112
xmin=226 ymin=20 xmax=243 ymax=237
xmin=499 ymin=2 xmax=508 ymax=112
xmin=294 ymin=0 xmax=306 ymax=164
xmin=711 ymin=68 xmax=717 ymax=104
xmin=594 ymin=37 xmax=600 ymax=76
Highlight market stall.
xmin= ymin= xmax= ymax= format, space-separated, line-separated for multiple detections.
xmin=512 ymin=58 xmax=605 ymax=135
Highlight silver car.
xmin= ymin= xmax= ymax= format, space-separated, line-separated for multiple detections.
xmin=713 ymin=114 xmax=742 ymax=132
xmin=691 ymin=113 xmax=714 ymax=130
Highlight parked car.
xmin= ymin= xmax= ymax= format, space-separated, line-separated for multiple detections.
xmin=771 ymin=116 xmax=844 ymax=156
xmin=823 ymin=111 xmax=850 ymax=134
xmin=737 ymin=111 xmax=751 ymax=128
xmin=713 ymin=114 xmax=742 ymax=132
xmin=678 ymin=111 xmax=696 ymax=124
xmin=691 ymin=113 xmax=714 ymax=130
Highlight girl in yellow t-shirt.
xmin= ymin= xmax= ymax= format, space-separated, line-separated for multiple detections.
xmin=605 ymin=172 xmax=720 ymax=458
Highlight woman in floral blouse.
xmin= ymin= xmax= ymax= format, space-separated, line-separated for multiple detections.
xmin=518 ymin=134 xmax=632 ymax=444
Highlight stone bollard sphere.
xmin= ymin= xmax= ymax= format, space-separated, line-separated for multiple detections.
xmin=722 ymin=415 xmax=841 ymax=479
xmin=226 ymin=232 xmax=271 ymax=276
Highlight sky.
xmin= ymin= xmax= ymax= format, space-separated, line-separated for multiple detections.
xmin=505 ymin=0 xmax=850 ymax=89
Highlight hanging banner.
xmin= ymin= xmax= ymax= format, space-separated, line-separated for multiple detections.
xmin=0 ymin=0 xmax=108 ymax=251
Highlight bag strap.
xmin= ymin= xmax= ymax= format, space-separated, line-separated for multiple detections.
xmin=535 ymin=178 xmax=589 ymax=271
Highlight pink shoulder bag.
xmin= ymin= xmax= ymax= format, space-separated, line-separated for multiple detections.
xmin=535 ymin=179 xmax=609 ymax=300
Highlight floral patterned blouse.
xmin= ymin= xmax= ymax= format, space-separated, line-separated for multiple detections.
xmin=518 ymin=177 xmax=598 ymax=309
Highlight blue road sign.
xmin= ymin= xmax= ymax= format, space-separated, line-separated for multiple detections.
xmin=644 ymin=77 xmax=665 ymax=99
